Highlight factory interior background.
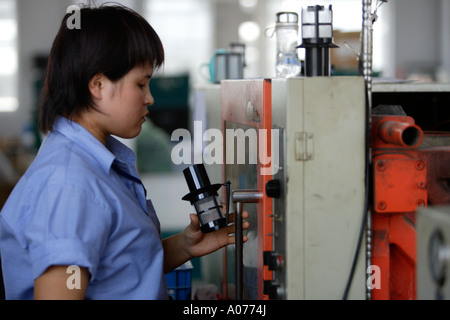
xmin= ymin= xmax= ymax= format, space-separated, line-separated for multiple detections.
xmin=0 ymin=0 xmax=449 ymax=300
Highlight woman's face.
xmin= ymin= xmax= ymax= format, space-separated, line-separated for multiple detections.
xmin=99 ymin=64 xmax=154 ymax=140
xmin=77 ymin=64 xmax=155 ymax=144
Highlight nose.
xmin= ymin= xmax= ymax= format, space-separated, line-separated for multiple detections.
xmin=145 ymin=86 xmax=154 ymax=107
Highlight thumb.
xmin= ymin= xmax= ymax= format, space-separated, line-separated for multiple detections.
xmin=189 ymin=213 xmax=201 ymax=231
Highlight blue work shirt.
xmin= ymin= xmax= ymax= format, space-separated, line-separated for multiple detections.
xmin=0 ymin=117 xmax=168 ymax=300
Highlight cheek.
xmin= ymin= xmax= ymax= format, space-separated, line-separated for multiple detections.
xmin=122 ymin=91 xmax=145 ymax=118
xmin=114 ymin=90 xmax=137 ymax=110
xmin=125 ymin=86 xmax=145 ymax=104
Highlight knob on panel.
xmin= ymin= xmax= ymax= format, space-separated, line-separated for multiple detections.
xmin=265 ymin=179 xmax=281 ymax=198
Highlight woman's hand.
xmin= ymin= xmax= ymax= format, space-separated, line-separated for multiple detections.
xmin=182 ymin=211 xmax=250 ymax=259
xmin=162 ymin=211 xmax=250 ymax=274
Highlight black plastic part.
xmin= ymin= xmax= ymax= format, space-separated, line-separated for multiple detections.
xmin=265 ymin=179 xmax=281 ymax=199
xmin=263 ymin=251 xmax=279 ymax=271
xmin=182 ymin=164 xmax=222 ymax=203
xmin=263 ymin=281 xmax=280 ymax=300
xmin=183 ymin=164 xmax=212 ymax=193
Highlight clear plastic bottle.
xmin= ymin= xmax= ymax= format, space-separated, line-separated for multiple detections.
xmin=275 ymin=12 xmax=301 ymax=78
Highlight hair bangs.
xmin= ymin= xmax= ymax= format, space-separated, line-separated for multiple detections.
xmin=122 ymin=10 xmax=165 ymax=72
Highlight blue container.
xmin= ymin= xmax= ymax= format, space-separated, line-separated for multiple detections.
xmin=165 ymin=261 xmax=193 ymax=300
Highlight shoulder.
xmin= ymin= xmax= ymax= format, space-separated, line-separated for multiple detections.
xmin=34 ymin=131 xmax=112 ymax=181
xmin=7 ymin=134 xmax=115 ymax=211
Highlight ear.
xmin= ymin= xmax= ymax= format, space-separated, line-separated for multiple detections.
xmin=88 ymin=73 xmax=106 ymax=100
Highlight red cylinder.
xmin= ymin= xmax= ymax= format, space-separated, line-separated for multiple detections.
xmin=378 ymin=120 xmax=423 ymax=148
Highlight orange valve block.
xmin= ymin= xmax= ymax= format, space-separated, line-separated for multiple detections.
xmin=370 ymin=115 xmax=426 ymax=300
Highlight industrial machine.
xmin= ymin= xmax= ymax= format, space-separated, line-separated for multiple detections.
xmin=190 ymin=0 xmax=450 ymax=300
xmin=218 ymin=2 xmax=369 ymax=300
xmin=220 ymin=76 xmax=367 ymax=300
xmin=192 ymin=79 xmax=450 ymax=301
xmin=205 ymin=80 xmax=449 ymax=301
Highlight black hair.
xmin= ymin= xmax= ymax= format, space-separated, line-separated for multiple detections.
xmin=39 ymin=4 xmax=165 ymax=134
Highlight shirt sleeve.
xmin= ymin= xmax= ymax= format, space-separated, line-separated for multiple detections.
xmin=23 ymin=182 xmax=112 ymax=281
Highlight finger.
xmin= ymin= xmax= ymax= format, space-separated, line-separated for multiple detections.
xmin=225 ymin=210 xmax=250 ymax=224
xmin=226 ymin=234 xmax=249 ymax=245
xmin=223 ymin=221 xmax=250 ymax=235
xmin=227 ymin=212 xmax=235 ymax=224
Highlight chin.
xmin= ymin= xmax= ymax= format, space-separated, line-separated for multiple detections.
xmin=129 ymin=127 xmax=143 ymax=139
xmin=114 ymin=128 xmax=142 ymax=140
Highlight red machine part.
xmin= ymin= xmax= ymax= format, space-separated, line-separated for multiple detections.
xmin=419 ymin=145 xmax=450 ymax=206
xmin=371 ymin=114 xmax=450 ymax=300
xmin=371 ymin=115 xmax=425 ymax=300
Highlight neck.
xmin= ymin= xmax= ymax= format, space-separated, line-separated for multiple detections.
xmin=71 ymin=112 xmax=109 ymax=146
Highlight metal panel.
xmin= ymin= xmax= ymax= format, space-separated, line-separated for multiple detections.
xmin=221 ymin=79 xmax=273 ymax=300
xmin=272 ymin=77 xmax=367 ymax=299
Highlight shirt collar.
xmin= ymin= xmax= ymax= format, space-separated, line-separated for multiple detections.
xmin=106 ymin=135 xmax=138 ymax=171
xmin=52 ymin=117 xmax=135 ymax=175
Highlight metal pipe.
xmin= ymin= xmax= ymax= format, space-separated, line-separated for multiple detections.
xmin=232 ymin=190 xmax=263 ymax=203
xmin=360 ymin=0 xmax=388 ymax=301
xmin=232 ymin=189 xmax=263 ymax=300
xmin=235 ymin=201 xmax=244 ymax=300
xmin=361 ymin=0 xmax=373 ymax=113
xmin=378 ymin=120 xmax=424 ymax=147
xmin=361 ymin=0 xmax=373 ymax=301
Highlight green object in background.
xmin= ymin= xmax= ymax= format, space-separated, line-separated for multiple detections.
xmin=149 ymin=74 xmax=190 ymax=110
xmin=136 ymin=119 xmax=173 ymax=173
xmin=146 ymin=73 xmax=190 ymax=137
